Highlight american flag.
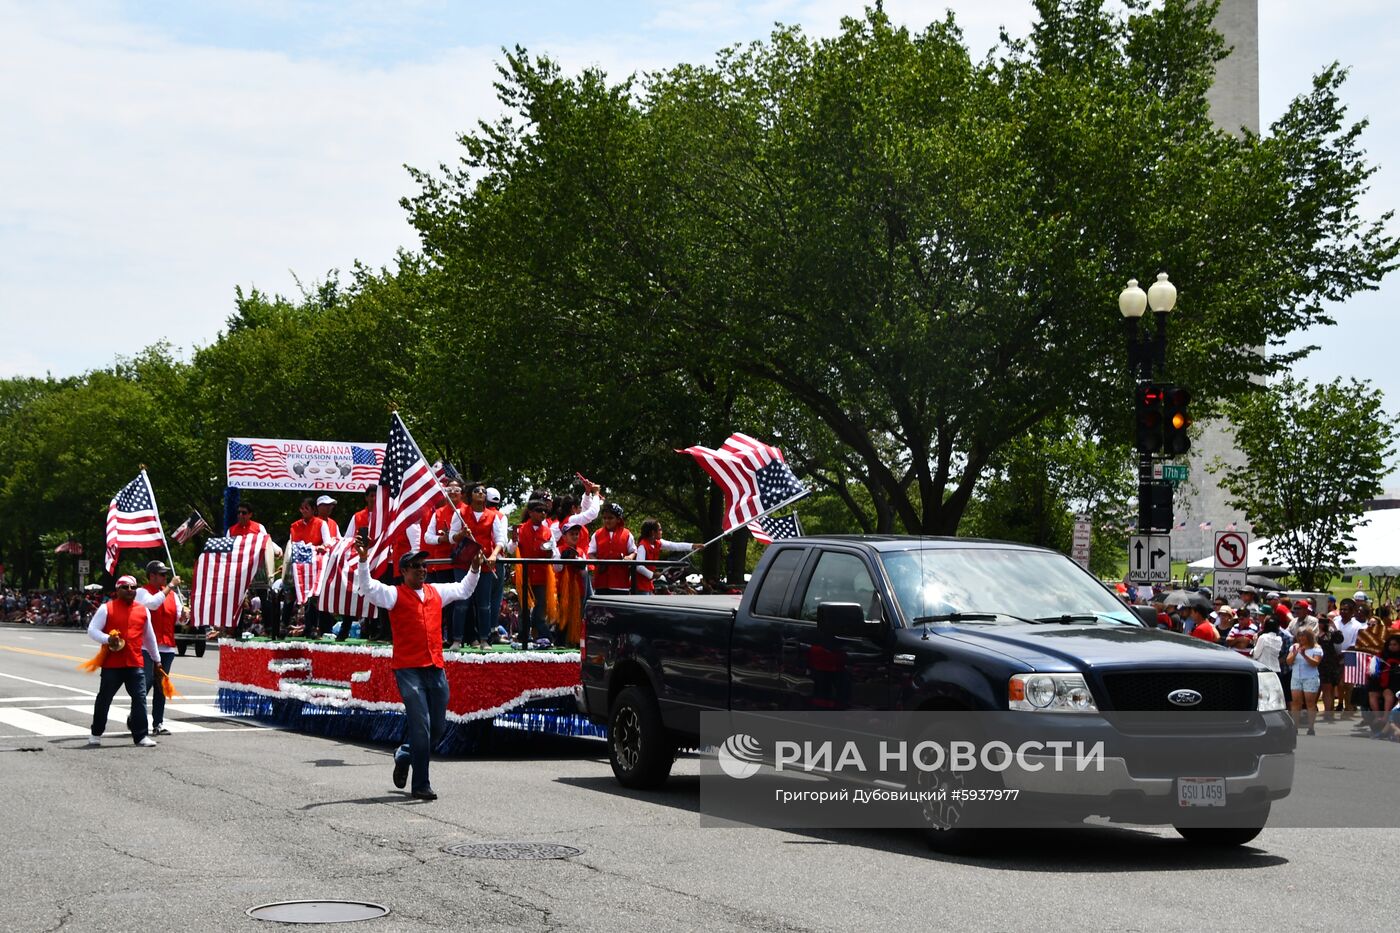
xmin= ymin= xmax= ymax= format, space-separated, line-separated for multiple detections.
xmin=192 ymin=533 xmax=267 ymax=629
xmin=171 ymin=510 xmax=211 ymax=545
xmin=226 ymin=439 xmax=287 ymax=481
xmin=349 ymin=445 xmax=384 ymax=484
xmin=750 ymin=512 xmax=802 ymax=545
xmin=315 ymin=537 xmax=373 ymax=618
xmin=105 ymin=472 xmax=166 ymax=574
xmin=289 ymin=542 xmax=326 ymax=606
xmin=431 ymin=460 xmax=461 ymax=486
xmin=683 ymin=433 xmax=809 ymax=532
xmin=1343 ymin=650 xmax=1383 ymax=686
xmin=366 ymin=413 xmax=449 ymax=574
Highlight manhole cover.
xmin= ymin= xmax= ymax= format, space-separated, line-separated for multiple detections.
xmin=246 ymin=900 xmax=390 ymax=924
xmin=442 ymin=842 xmax=583 ymax=860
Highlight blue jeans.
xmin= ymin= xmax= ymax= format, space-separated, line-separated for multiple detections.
xmin=488 ymin=564 xmax=505 ymax=636
xmin=92 ymin=665 xmax=148 ymax=743
xmin=145 ymin=652 xmax=175 ymax=726
xmin=470 ymin=566 xmax=496 ymax=641
xmin=394 ymin=666 xmax=448 ymax=793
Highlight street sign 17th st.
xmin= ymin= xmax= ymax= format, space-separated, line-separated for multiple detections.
xmin=1127 ymin=534 xmax=1172 ymax=583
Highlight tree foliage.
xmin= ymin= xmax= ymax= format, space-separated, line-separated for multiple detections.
xmin=1213 ymin=377 xmax=1398 ymax=590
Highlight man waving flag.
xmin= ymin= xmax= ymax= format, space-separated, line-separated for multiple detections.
xmin=365 ymin=412 xmax=449 ymax=575
xmin=105 ymin=471 xmax=167 ymax=574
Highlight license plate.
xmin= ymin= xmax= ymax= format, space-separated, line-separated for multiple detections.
xmin=1177 ymin=777 xmax=1226 ymax=808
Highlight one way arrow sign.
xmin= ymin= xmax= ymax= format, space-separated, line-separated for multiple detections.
xmin=1127 ymin=534 xmax=1172 ymax=583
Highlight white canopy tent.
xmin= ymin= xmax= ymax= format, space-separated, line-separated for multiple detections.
xmin=1187 ymin=508 xmax=1400 ymax=576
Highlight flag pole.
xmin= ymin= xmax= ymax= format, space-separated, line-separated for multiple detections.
xmin=142 ymin=466 xmax=189 ymax=611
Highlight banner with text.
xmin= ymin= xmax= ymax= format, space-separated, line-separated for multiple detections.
xmin=226 ymin=437 xmax=384 ymax=492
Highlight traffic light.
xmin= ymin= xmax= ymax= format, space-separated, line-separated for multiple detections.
xmin=1138 ymin=481 xmax=1174 ymax=532
xmin=1135 ymin=383 xmax=1164 ymax=454
xmin=1163 ymin=385 xmax=1192 ymax=456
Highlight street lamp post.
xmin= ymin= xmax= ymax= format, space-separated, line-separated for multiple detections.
xmin=1120 ymin=273 xmax=1180 ymax=535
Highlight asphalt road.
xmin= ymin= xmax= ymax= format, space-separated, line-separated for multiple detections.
xmin=0 ymin=625 xmax=1392 ymax=933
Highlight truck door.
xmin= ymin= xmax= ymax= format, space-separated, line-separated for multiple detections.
xmin=730 ymin=546 xmax=808 ymax=712
xmin=780 ymin=549 xmax=893 ymax=711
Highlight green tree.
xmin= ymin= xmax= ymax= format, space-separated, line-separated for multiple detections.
xmin=406 ymin=0 xmax=1395 ymax=535
xmin=1212 ymin=377 xmax=1397 ymax=590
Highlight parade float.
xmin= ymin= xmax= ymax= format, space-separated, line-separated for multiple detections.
xmin=217 ymin=639 xmax=603 ymax=752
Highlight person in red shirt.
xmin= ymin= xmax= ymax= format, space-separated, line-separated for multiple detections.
xmin=355 ymin=544 xmax=480 ymax=799
xmin=229 ymin=503 xmax=281 ymax=582
xmin=421 ymin=480 xmax=468 ymax=648
xmin=1187 ymin=604 xmax=1220 ymax=642
xmin=284 ymin=497 xmax=333 ymax=636
xmin=315 ymin=495 xmax=341 ymax=539
xmin=85 ymin=575 xmax=161 ymax=747
xmin=512 ymin=500 xmax=557 ymax=644
xmin=134 ymin=560 xmax=182 ymax=735
xmin=591 ymin=503 xmax=637 ymax=596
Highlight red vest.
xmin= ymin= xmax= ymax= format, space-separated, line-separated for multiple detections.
xmin=423 ymin=503 xmax=464 ymax=561
xmin=388 ymin=583 xmax=444 ymax=670
xmin=352 ymin=508 xmax=371 ymax=538
xmin=323 ymin=517 xmax=340 ymax=539
xmin=463 ymin=508 xmax=501 ymax=552
xmin=101 ymin=599 xmax=149 ymax=669
xmin=143 ymin=584 xmax=178 ymax=649
xmin=634 ymin=538 xmax=662 ymax=594
xmin=517 ymin=521 xmax=553 ymax=585
xmin=592 ymin=526 xmax=632 ymax=590
xmin=229 ymin=519 xmax=266 ymax=538
xmin=290 ymin=517 xmax=326 ymax=545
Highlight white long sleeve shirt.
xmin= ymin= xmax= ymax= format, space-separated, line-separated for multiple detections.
xmin=87 ymin=602 xmax=160 ymax=661
xmin=549 ymin=493 xmax=602 ymax=544
xmin=133 ymin=587 xmax=183 ymax=654
xmin=445 ymin=509 xmax=509 ymax=549
xmin=635 ymin=539 xmax=696 ymax=580
xmin=355 ymin=563 xmax=480 ymax=610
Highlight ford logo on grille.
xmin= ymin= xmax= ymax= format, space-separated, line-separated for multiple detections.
xmin=1167 ymin=689 xmax=1203 ymax=707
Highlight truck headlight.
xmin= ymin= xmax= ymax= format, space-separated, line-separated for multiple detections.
xmin=1009 ymin=673 xmax=1099 ymax=712
xmin=1257 ymin=672 xmax=1287 ymax=711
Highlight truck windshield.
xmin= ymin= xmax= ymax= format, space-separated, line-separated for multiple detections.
xmin=880 ymin=548 xmax=1135 ymax=626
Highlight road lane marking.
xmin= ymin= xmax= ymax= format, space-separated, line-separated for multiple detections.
xmin=0 ymin=645 xmax=218 ymax=685
xmin=0 ymin=708 xmax=89 ymax=736
xmin=62 ymin=706 xmax=212 ymax=732
xmin=0 ymin=671 xmax=95 ymax=695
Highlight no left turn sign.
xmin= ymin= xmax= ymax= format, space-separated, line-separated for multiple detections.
xmin=1214 ymin=531 xmax=1249 ymax=570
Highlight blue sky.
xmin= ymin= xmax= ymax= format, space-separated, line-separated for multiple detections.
xmin=2 ymin=1 xmax=1396 ymax=461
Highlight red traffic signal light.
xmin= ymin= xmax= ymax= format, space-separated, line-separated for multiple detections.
xmin=1164 ymin=385 xmax=1192 ymax=455
xmin=1135 ymin=383 xmax=1164 ymax=454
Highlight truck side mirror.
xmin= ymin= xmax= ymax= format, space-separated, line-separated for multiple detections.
xmin=1133 ymin=605 xmax=1158 ymax=627
xmin=817 ymin=602 xmax=878 ymax=639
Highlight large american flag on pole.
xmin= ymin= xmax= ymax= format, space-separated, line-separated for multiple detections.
xmin=289 ymin=542 xmax=326 ymax=606
xmin=315 ymin=537 xmax=373 ymax=618
xmin=192 ymin=533 xmax=267 ymax=629
xmin=366 ymin=413 xmax=449 ymax=574
xmin=105 ymin=472 xmax=166 ymax=574
xmin=682 ymin=433 xmax=809 ymax=532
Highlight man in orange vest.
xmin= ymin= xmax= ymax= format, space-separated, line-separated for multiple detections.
xmin=422 ymin=479 xmax=469 ymax=648
xmin=134 ymin=560 xmax=182 ymax=735
xmin=448 ymin=482 xmax=508 ymax=648
xmin=85 ymin=575 xmax=161 ymax=747
xmin=355 ymin=542 xmax=481 ymax=799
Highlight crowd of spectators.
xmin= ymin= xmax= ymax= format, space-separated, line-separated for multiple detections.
xmin=1 ymin=587 xmax=100 ymax=627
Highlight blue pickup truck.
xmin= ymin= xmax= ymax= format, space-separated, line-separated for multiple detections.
xmin=581 ymin=535 xmax=1295 ymax=848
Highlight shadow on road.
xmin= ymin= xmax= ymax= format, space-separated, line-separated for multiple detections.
xmin=555 ymin=774 xmax=1289 ymax=871
xmin=299 ymin=792 xmax=429 ymax=810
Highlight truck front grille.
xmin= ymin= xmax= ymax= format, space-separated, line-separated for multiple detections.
xmin=1100 ymin=671 xmax=1256 ymax=712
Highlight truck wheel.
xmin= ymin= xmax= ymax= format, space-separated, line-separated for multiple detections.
xmin=608 ymin=686 xmax=674 ymax=789
xmin=911 ymin=725 xmax=1002 ymax=855
xmin=1175 ymin=804 xmax=1269 ymax=847
xmin=177 ymin=642 xmax=188 ymax=657
xmin=194 ymin=639 xmax=206 ymax=658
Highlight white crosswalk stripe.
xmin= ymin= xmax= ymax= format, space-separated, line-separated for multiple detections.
xmin=0 ymin=701 xmax=262 ymax=738
xmin=0 ymin=708 xmax=89 ymax=736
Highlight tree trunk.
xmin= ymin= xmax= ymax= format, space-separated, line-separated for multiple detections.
xmin=726 ymin=530 xmax=749 ymax=586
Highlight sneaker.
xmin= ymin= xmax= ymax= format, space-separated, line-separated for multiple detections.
xmin=136 ymin=736 xmax=158 ymax=747
xmin=153 ymin=725 xmax=172 ymax=736
xmin=410 ymin=786 xmax=438 ymax=801
xmin=86 ymin=735 xmax=101 ymax=747
xmin=1306 ymin=728 xmax=1316 ymax=736
xmin=392 ymin=757 xmax=409 ymax=790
